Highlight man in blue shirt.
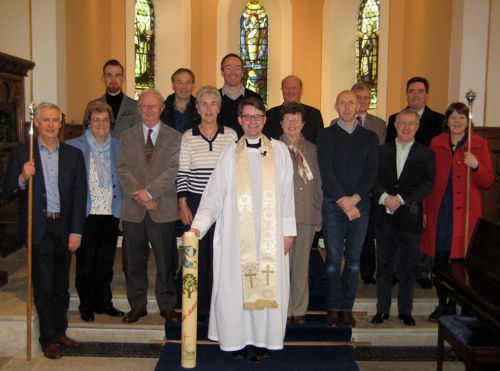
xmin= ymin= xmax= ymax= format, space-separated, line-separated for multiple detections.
xmin=3 ymin=102 xmax=87 ymax=359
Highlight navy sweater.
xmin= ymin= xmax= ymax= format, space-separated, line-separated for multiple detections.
xmin=217 ymin=88 xmax=262 ymax=138
xmin=317 ymin=123 xmax=379 ymax=202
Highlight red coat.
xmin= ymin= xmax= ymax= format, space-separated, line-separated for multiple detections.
xmin=420 ymin=132 xmax=495 ymax=259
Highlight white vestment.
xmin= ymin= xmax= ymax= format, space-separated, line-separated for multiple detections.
xmin=191 ymin=139 xmax=296 ymax=351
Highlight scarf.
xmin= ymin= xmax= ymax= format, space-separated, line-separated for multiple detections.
xmin=280 ymin=134 xmax=314 ymax=183
xmin=85 ymin=129 xmax=112 ymax=188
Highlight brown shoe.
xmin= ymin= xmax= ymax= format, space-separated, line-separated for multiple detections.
xmin=287 ymin=316 xmax=293 ymax=324
xmin=122 ymin=308 xmax=147 ymax=323
xmin=342 ymin=310 xmax=356 ymax=327
xmin=57 ymin=336 xmax=80 ymax=348
xmin=43 ymin=343 xmax=62 ymax=359
xmin=326 ymin=310 xmax=340 ymax=326
xmin=160 ymin=309 xmax=180 ymax=323
xmin=294 ymin=315 xmax=306 ymax=325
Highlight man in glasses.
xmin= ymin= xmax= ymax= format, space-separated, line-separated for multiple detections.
xmin=190 ymin=97 xmax=296 ymax=363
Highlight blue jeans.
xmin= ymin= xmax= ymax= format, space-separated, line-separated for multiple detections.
xmin=322 ymin=199 xmax=369 ymax=311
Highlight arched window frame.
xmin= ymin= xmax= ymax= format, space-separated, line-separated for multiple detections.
xmin=135 ymin=0 xmax=155 ymax=99
xmin=240 ymin=0 xmax=269 ymax=103
xmin=355 ymin=0 xmax=380 ymax=109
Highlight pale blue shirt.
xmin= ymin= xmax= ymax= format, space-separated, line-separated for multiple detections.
xmin=142 ymin=122 xmax=161 ymax=145
xmin=39 ymin=142 xmax=60 ymax=213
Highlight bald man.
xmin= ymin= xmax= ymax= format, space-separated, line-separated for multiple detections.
xmin=263 ymin=75 xmax=324 ymax=143
xmin=317 ymin=90 xmax=378 ymax=328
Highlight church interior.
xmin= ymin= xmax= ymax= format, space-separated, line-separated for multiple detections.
xmin=0 ymin=0 xmax=499 ymax=370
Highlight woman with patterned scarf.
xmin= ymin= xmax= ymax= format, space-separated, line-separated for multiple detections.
xmin=67 ymin=100 xmax=124 ymax=323
xmin=279 ymin=102 xmax=322 ymax=325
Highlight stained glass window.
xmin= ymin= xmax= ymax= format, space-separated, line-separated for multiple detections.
xmin=135 ymin=0 xmax=155 ymax=99
xmin=355 ymin=0 xmax=379 ymax=109
xmin=240 ymin=1 xmax=268 ymax=103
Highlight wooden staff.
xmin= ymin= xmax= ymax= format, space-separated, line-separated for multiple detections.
xmin=463 ymin=90 xmax=476 ymax=256
xmin=26 ymin=102 xmax=36 ymax=361
xmin=181 ymin=231 xmax=199 ymax=368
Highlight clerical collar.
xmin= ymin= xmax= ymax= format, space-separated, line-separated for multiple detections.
xmin=246 ymin=138 xmax=261 ymax=149
xmin=106 ymin=90 xmax=123 ymax=97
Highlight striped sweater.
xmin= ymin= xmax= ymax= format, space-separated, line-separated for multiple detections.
xmin=176 ymin=124 xmax=237 ymax=197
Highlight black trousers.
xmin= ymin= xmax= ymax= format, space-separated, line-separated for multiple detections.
xmin=186 ymin=192 xmax=215 ymax=317
xmin=123 ymin=215 xmax=177 ymax=311
xmin=360 ymin=199 xmax=376 ymax=278
xmin=32 ymin=218 xmax=72 ymax=347
xmin=76 ymin=214 xmax=120 ymax=311
xmin=375 ymin=221 xmax=420 ymax=315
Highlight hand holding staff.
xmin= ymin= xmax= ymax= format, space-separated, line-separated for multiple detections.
xmin=464 ymin=89 xmax=476 ymax=255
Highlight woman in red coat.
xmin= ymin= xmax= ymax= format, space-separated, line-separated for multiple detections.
xmin=420 ymin=102 xmax=495 ymax=322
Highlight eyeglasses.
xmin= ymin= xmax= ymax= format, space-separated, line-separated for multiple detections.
xmin=91 ymin=117 xmax=110 ymax=124
xmin=240 ymin=114 xmax=265 ymax=122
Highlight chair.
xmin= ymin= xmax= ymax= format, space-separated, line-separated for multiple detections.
xmin=438 ymin=315 xmax=500 ymax=371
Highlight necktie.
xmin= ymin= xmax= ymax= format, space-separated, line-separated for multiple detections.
xmin=356 ymin=116 xmax=363 ymax=127
xmin=144 ymin=129 xmax=154 ymax=162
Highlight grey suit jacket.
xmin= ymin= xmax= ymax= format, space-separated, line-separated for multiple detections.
xmin=117 ymin=123 xmax=181 ymax=223
xmin=96 ymin=94 xmax=140 ymax=139
xmin=364 ymin=113 xmax=386 ymax=145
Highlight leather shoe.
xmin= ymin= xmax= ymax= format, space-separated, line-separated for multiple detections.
xmin=160 ymin=309 xmax=180 ymax=323
xmin=57 ymin=336 xmax=80 ymax=348
xmin=294 ymin=315 xmax=306 ymax=325
xmin=43 ymin=343 xmax=62 ymax=359
xmin=398 ymin=314 xmax=416 ymax=326
xmin=122 ymin=308 xmax=147 ymax=323
xmin=80 ymin=309 xmax=94 ymax=322
xmin=326 ymin=310 xmax=340 ymax=327
xmin=342 ymin=310 xmax=356 ymax=327
xmin=428 ymin=305 xmax=446 ymax=322
xmin=287 ymin=316 xmax=293 ymax=324
xmin=94 ymin=306 xmax=124 ymax=317
xmin=371 ymin=312 xmax=390 ymax=324
xmin=416 ymin=277 xmax=432 ymax=289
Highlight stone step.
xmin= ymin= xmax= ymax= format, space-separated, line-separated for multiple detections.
xmin=67 ymin=294 xmax=439 ymax=316
xmin=65 ymin=310 xmax=438 ymax=347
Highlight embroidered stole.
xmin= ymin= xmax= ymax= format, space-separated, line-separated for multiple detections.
xmin=235 ymin=135 xmax=278 ymax=310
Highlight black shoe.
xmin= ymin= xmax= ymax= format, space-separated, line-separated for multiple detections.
xmin=362 ymin=276 xmax=376 ymax=284
xmin=371 ymin=312 xmax=389 ymax=324
xmin=80 ymin=309 xmax=94 ymax=322
xmin=232 ymin=347 xmax=248 ymax=360
xmin=94 ymin=306 xmax=125 ymax=317
xmin=428 ymin=305 xmax=446 ymax=322
xmin=416 ymin=277 xmax=432 ymax=289
xmin=398 ymin=314 xmax=416 ymax=326
xmin=248 ymin=346 xmax=271 ymax=363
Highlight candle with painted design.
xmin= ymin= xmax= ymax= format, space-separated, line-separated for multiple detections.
xmin=181 ymin=231 xmax=198 ymax=368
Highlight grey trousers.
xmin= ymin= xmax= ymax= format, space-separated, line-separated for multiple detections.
xmin=288 ymin=224 xmax=317 ymax=317
xmin=123 ymin=214 xmax=177 ymax=311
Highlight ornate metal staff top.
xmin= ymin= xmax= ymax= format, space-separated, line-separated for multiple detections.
xmin=28 ymin=102 xmax=37 ymax=136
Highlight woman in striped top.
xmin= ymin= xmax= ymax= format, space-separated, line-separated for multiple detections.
xmin=177 ymin=86 xmax=237 ymax=321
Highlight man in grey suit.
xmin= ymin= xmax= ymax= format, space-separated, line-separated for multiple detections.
xmin=118 ymin=89 xmax=181 ymax=323
xmin=88 ymin=59 xmax=140 ymax=139
xmin=351 ymin=82 xmax=386 ymax=285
